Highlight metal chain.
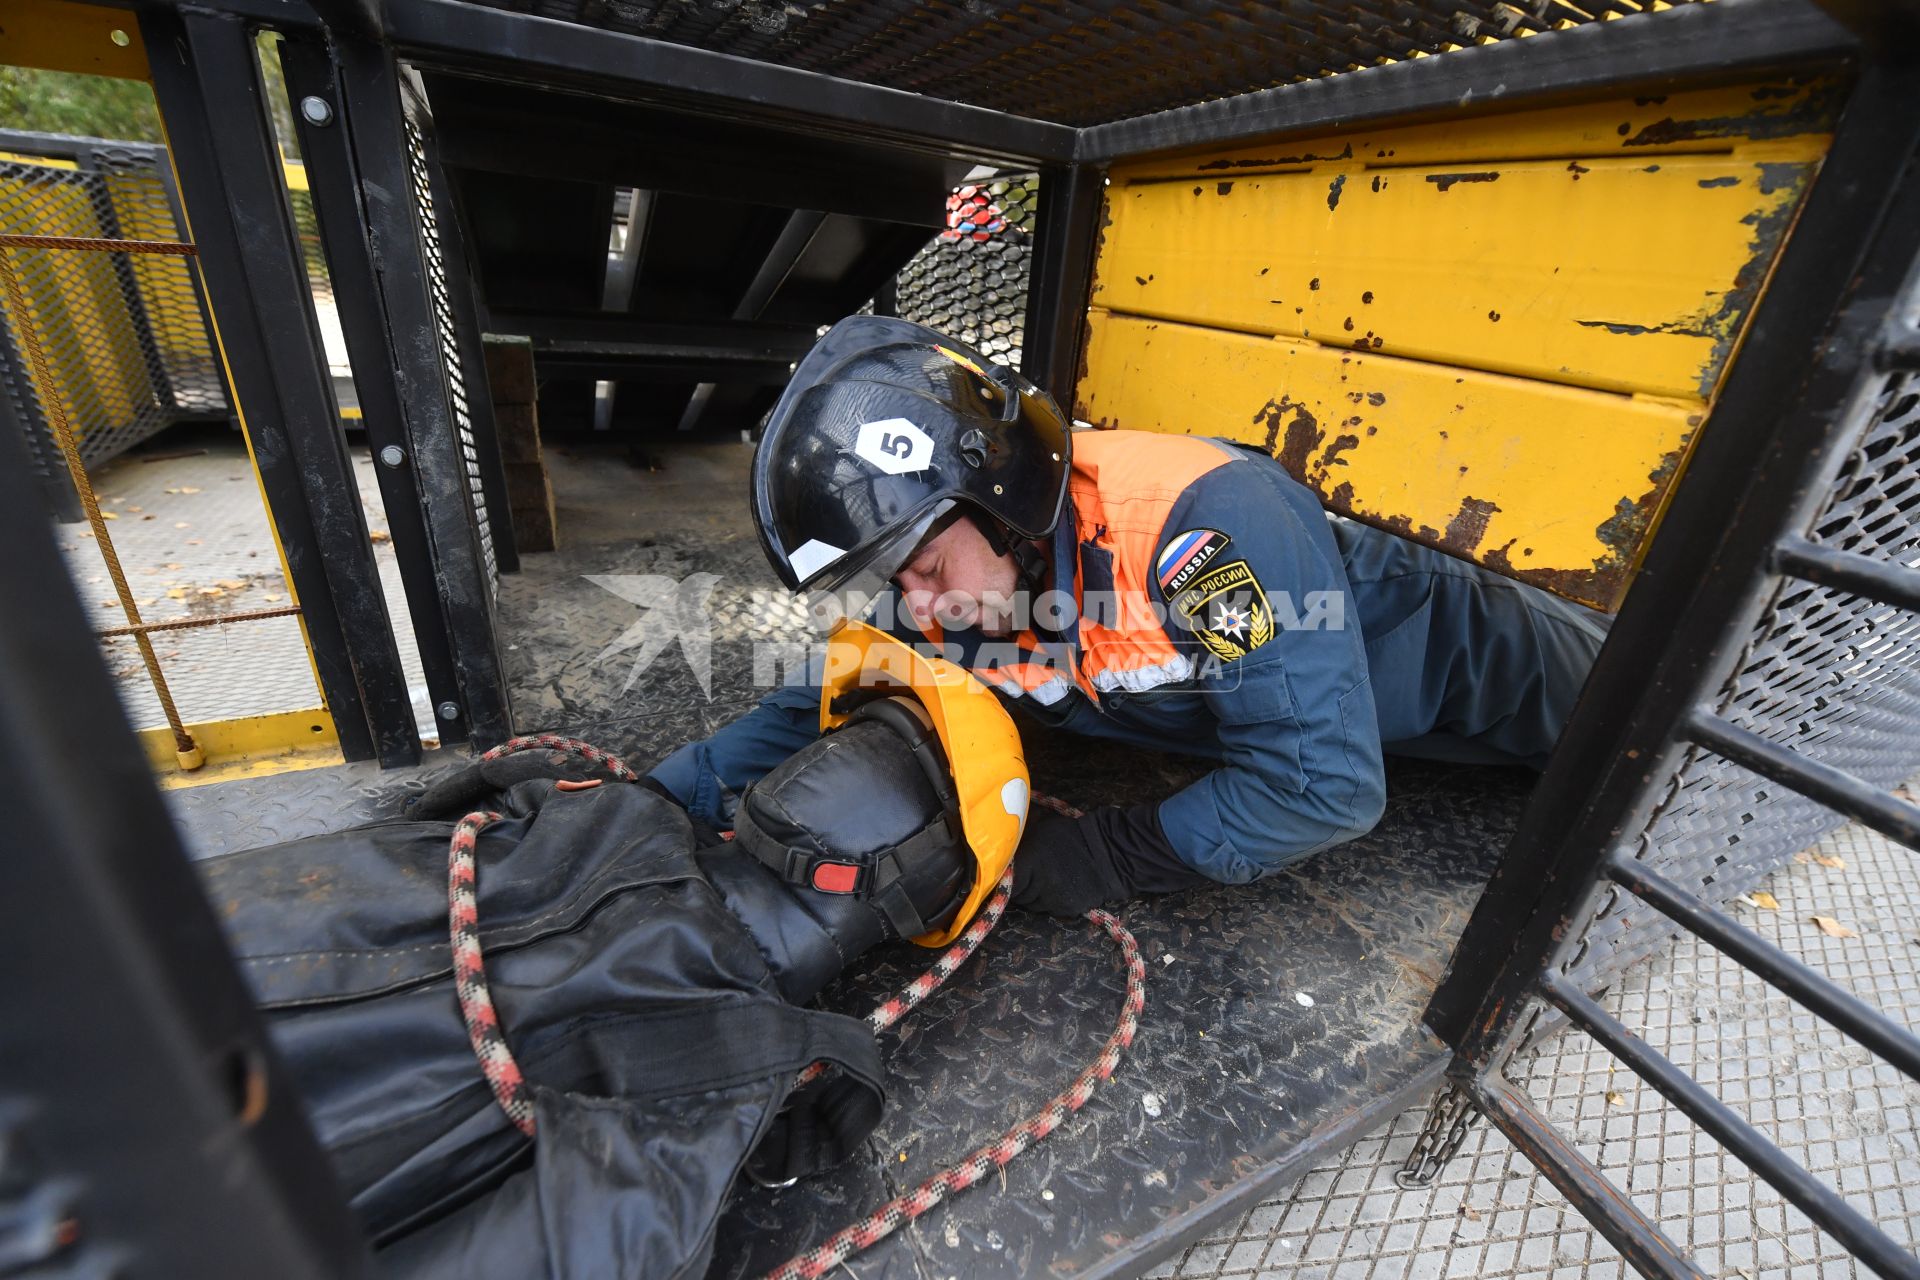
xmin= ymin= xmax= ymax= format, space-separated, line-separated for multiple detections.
xmin=1394 ymin=1081 xmax=1482 ymax=1189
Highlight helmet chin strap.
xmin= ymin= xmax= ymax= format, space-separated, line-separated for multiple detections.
xmin=977 ymin=517 xmax=1050 ymax=596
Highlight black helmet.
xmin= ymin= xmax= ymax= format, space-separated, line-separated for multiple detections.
xmin=732 ymin=696 xmax=973 ymax=942
xmin=752 ymin=315 xmax=1072 ymax=594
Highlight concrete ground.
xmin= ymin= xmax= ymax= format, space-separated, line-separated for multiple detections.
xmin=68 ymin=431 xmax=1920 ymax=1276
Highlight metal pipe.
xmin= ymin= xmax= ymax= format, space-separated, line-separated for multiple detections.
xmin=1469 ymin=1079 xmax=1707 ymax=1280
xmin=1684 ymin=707 xmax=1920 ymax=849
xmin=1604 ymin=849 xmax=1920 ymax=1079
xmin=1542 ymin=974 xmax=1920 ymax=1280
xmin=0 ymin=244 xmax=200 ymax=766
xmin=1774 ymin=535 xmax=1920 ymax=615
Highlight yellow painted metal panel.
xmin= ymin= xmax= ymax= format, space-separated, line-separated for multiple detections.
xmin=141 ymin=708 xmax=344 ymax=789
xmin=0 ymin=0 xmax=149 ymax=80
xmin=1078 ymin=312 xmax=1699 ymax=612
xmin=1115 ymin=78 xmax=1840 ymax=179
xmin=1080 ymin=80 xmax=1839 ymax=611
xmin=1094 ymin=148 xmax=1821 ymax=401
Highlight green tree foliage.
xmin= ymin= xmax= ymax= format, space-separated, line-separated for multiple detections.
xmin=0 ymin=67 xmax=163 ymax=143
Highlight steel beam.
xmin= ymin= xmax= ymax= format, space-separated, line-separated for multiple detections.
xmin=278 ymin=36 xmax=470 ymax=746
xmin=1077 ymin=0 xmax=1857 ymax=163
xmin=1426 ymin=54 xmax=1920 ymax=1055
xmin=677 ymin=209 xmax=827 ymax=433
xmin=0 ymin=344 xmax=369 ymax=1280
xmin=141 ymin=6 xmax=419 ymax=766
xmin=305 ymin=34 xmax=516 ymax=749
xmin=1022 ymin=163 xmax=1105 ymax=402
xmin=383 ymin=0 xmax=1074 ymax=167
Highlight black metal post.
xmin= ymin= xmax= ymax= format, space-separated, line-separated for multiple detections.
xmin=0 ymin=414 xmax=370 ymax=1279
xmin=415 ymin=101 xmax=519 ymax=574
xmin=1076 ymin=0 xmax=1855 ymax=163
xmin=1424 ymin=54 xmax=1920 ymax=1057
xmin=380 ymin=0 xmax=1075 ymax=167
xmin=1022 ymin=163 xmax=1104 ymax=402
xmin=313 ymin=33 xmax=515 ymax=749
xmin=141 ymin=6 xmax=420 ymax=766
xmin=277 ymin=35 xmax=471 ymax=746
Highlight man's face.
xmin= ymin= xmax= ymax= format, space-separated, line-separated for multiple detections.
xmin=893 ymin=516 xmax=1022 ymax=637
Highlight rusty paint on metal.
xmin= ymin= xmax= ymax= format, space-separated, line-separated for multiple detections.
xmin=1426 ymin=171 xmax=1499 ymax=192
xmin=1075 ymin=80 xmax=1837 ymax=610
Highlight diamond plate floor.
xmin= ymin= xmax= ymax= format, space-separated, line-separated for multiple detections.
xmin=55 ymin=424 xmax=435 ymax=739
xmin=1148 ymin=821 xmax=1920 ymax=1280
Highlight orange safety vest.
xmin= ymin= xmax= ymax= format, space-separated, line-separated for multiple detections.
xmin=914 ymin=430 xmax=1238 ymax=707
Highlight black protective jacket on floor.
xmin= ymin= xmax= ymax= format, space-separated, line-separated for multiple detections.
xmin=198 ymin=775 xmax=887 ymax=1279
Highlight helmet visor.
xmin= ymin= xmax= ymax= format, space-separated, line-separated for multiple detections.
xmin=807 ymin=499 xmax=960 ymax=631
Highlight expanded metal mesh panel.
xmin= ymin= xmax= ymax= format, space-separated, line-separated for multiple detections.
xmin=402 ymin=112 xmax=498 ymax=593
xmin=453 ymin=0 xmax=1704 ymax=126
xmin=1555 ymin=372 xmax=1920 ymax=1000
xmin=0 ymin=144 xmax=225 ymax=479
xmin=892 ymin=175 xmax=1035 ymax=370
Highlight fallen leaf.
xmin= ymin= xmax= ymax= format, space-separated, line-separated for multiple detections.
xmin=1748 ymin=891 xmax=1780 ymax=911
xmin=262 ymin=594 xmax=282 ymax=603
xmin=100 ymin=510 xmax=119 ymax=520
xmin=1793 ymin=851 xmax=1812 ymax=864
xmin=186 ymin=538 xmax=203 ymax=546
xmin=141 ymin=514 xmax=155 ymax=521
xmin=1462 ymin=1206 xmax=1481 ymax=1221
xmin=78 ymin=530 xmax=93 ymax=538
xmin=174 ymin=521 xmax=190 ymax=529
xmin=179 ymin=486 xmax=201 ymax=494
xmin=166 ymin=563 xmax=182 ymax=570
xmin=164 ymin=487 xmax=181 ymax=494
xmin=1812 ymin=853 xmax=1845 ymax=869
xmin=165 ymin=588 xmax=187 ymax=600
xmin=1811 ymin=916 xmax=1857 ymax=939
xmin=126 ymin=505 xmax=142 ymax=513
xmin=369 ymin=529 xmax=391 ymax=543
xmin=216 ymin=579 xmax=246 ymax=590
xmin=1606 ymin=1090 xmax=1625 ymax=1106
xmin=135 ymin=598 xmax=154 ymax=607
xmin=87 ymin=576 xmax=102 ymax=585
xmin=198 ymin=586 xmax=225 ymax=598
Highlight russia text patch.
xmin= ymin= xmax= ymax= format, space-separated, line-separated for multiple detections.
xmin=1155 ymin=528 xmax=1229 ymax=593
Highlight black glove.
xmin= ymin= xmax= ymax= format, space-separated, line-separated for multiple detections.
xmin=409 ymin=750 xmax=616 ymax=820
xmin=1011 ymin=802 xmax=1215 ymax=917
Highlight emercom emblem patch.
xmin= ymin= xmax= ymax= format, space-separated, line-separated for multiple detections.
xmin=1155 ymin=528 xmax=1229 ymax=593
xmin=1172 ymin=559 xmax=1275 ymax=661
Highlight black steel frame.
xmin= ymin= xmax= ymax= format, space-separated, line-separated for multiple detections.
xmin=20 ymin=0 xmax=1916 ymax=1270
xmin=0 ymin=367 xmax=374 ymax=1280
xmin=1423 ymin=40 xmax=1920 ymax=1280
xmin=276 ymin=30 xmax=515 ymax=749
xmin=140 ymin=6 xmax=421 ymax=767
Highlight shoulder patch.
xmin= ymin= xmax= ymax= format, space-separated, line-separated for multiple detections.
xmin=1171 ymin=559 xmax=1275 ymax=661
xmin=1155 ymin=527 xmax=1230 ymax=592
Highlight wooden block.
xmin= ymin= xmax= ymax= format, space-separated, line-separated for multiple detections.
xmin=482 ymin=335 xmax=538 ymax=405
xmin=494 ymin=402 xmax=543 ymax=463
xmin=506 ymin=466 xmax=557 ymax=553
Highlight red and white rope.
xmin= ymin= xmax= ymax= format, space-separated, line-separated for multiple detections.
xmin=448 ymin=735 xmax=641 ymax=1138
xmin=762 ymin=904 xmax=1148 ymax=1280
xmin=446 ymin=736 xmax=1149 ymax=1280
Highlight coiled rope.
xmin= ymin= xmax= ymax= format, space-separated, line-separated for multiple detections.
xmin=444 ymin=735 xmax=1147 ymax=1275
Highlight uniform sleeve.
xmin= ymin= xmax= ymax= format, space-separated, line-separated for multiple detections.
xmin=647 ymin=679 xmax=821 ymax=830
xmin=1149 ymin=458 xmax=1387 ymax=883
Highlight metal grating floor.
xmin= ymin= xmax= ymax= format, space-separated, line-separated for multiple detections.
xmin=56 ymin=429 xmax=434 ymax=738
xmin=1151 ymin=819 xmax=1920 ymax=1280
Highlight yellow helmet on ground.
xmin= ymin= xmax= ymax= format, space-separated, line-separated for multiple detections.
xmin=818 ymin=620 xmax=1029 ymax=946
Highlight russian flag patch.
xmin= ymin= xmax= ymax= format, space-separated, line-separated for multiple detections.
xmin=1156 ymin=528 xmax=1229 ymax=593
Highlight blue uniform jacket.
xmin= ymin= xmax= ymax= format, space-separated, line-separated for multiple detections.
xmin=652 ymin=440 xmax=1607 ymax=883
